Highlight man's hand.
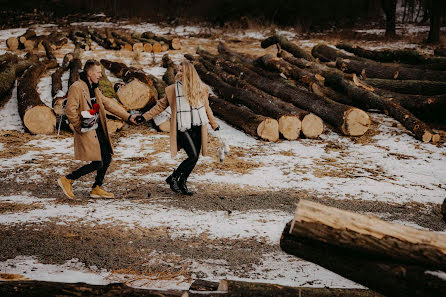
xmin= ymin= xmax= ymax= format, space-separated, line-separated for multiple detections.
xmin=135 ymin=115 xmax=145 ymax=124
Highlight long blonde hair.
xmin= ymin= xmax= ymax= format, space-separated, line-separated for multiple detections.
xmin=181 ymin=61 xmax=209 ymax=107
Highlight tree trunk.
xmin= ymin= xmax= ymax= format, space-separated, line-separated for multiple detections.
xmin=19 ymin=28 xmax=36 ymax=44
xmin=188 ymin=279 xmax=219 ymax=291
xmin=261 ymin=34 xmax=315 ymax=62
xmin=51 ymin=53 xmax=73 ymax=98
xmin=17 ymin=63 xmax=57 ymax=134
xmin=42 ymin=40 xmax=57 ymax=63
xmin=0 ymin=57 xmax=34 ymax=109
xmin=363 ymin=78 xmax=446 ymax=95
xmin=382 ymin=0 xmax=397 ymax=37
xmin=68 ymin=31 xmax=89 ymax=51
xmin=0 ymin=280 xmax=185 ymax=296
xmin=441 ymin=198 xmax=446 ymax=223
xmin=218 ymin=41 xmax=255 ymax=64
xmin=311 ymin=44 xmax=357 ymax=62
xmin=336 ymin=57 xmax=446 ymax=82
xmin=89 ymin=29 xmax=120 ymax=50
xmin=162 ymin=54 xmax=178 ymax=86
xmin=140 ymin=31 xmax=181 ymax=50
xmin=290 ymin=199 xmax=446 ymax=270
xmin=196 ymin=59 xmax=298 ymax=140
xmin=281 ymin=221 xmax=446 ymax=297
xmin=68 ymin=47 xmax=82 ymax=88
xmin=216 ymin=279 xmax=383 ymax=297
xmin=427 ymin=0 xmax=442 ymax=43
xmin=200 ymin=52 xmax=369 ymax=136
xmin=209 ymin=95 xmax=279 ymax=141
xmin=336 ymin=43 xmax=446 ymax=66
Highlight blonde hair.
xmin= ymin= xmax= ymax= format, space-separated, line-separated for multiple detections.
xmin=181 ymin=61 xmax=209 ymax=107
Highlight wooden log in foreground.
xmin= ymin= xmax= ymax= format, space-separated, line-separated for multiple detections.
xmin=290 ymin=199 xmax=446 ymax=271
xmin=281 ymin=220 xmax=446 ymax=297
xmin=0 ymin=280 xmax=185 ymax=296
xmin=6 ymin=37 xmax=19 ymax=51
xmin=202 ymin=53 xmax=369 ymax=136
xmin=18 ymin=62 xmax=57 ymax=134
xmin=261 ymin=34 xmax=315 ymax=62
xmin=209 ymin=95 xmax=279 ymax=141
xmin=362 ymin=78 xmax=446 ymax=96
xmin=116 ymin=79 xmax=156 ymax=110
xmin=0 ymin=56 xmax=34 ymax=104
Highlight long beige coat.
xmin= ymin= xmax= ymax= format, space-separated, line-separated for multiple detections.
xmin=65 ymin=80 xmax=130 ymax=161
xmin=142 ymin=84 xmax=219 ymax=157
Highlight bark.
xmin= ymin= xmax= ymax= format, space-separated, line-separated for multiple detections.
xmin=42 ymin=40 xmax=57 ymax=62
xmin=140 ymin=31 xmax=181 ymax=50
xmin=89 ymin=29 xmax=120 ymax=50
xmin=0 ymin=57 xmax=34 ymax=109
xmin=145 ymin=73 xmax=167 ymax=99
xmin=68 ymin=47 xmax=82 ymax=88
xmin=0 ymin=280 xmax=185 ymax=296
xmin=197 ymin=59 xmax=299 ymax=140
xmin=17 ymin=62 xmax=57 ymax=134
xmin=261 ymin=34 xmax=315 ymax=62
xmin=111 ymin=31 xmax=141 ymax=51
xmin=208 ymin=95 xmax=279 ymax=141
xmin=281 ymin=221 xmax=446 ymax=297
xmin=199 ymin=51 xmax=369 ymax=136
xmin=290 ymin=199 xmax=446 ymax=271
xmin=217 ymin=279 xmax=383 ymax=297
xmin=218 ymin=41 xmax=255 ymax=64
xmin=363 ymin=78 xmax=446 ymax=96
xmin=162 ymin=54 xmax=178 ymax=85
xmin=336 ymin=43 xmax=446 ymax=66
xmin=427 ymin=0 xmax=442 ymax=43
xmin=68 ymin=31 xmax=89 ymax=51
xmin=311 ymin=44 xmax=357 ymax=62
xmin=441 ymin=198 xmax=446 ymax=223
xmin=189 ymin=279 xmax=219 ymax=291
xmin=51 ymin=53 xmax=73 ymax=98
xmin=19 ymin=28 xmax=36 ymax=44
xmin=382 ymin=0 xmax=397 ymax=37
xmin=336 ymin=57 xmax=446 ymax=82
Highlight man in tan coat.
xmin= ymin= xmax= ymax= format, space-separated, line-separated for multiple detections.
xmin=58 ymin=60 xmax=138 ymax=199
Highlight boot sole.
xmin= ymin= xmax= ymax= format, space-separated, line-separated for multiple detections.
xmin=58 ymin=179 xmax=74 ymax=200
xmin=90 ymin=194 xmax=114 ymax=199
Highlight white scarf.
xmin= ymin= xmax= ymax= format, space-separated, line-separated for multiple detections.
xmin=175 ymin=80 xmax=208 ymax=132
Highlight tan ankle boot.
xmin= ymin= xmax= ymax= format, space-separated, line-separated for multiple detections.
xmin=58 ymin=176 xmax=74 ymax=199
xmin=90 ymin=186 xmax=114 ymax=199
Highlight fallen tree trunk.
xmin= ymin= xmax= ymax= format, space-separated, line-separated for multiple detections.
xmin=261 ymin=34 xmax=315 ymax=62
xmin=216 ymin=279 xmax=382 ymax=297
xmin=362 ymin=78 xmax=446 ymax=96
xmin=281 ymin=220 xmax=446 ymax=297
xmin=209 ymin=95 xmax=279 ymax=141
xmin=17 ymin=62 xmax=57 ymax=134
xmin=336 ymin=57 xmax=446 ymax=82
xmin=290 ymin=199 xmax=446 ymax=270
xmin=51 ymin=53 xmax=73 ymax=98
xmin=189 ymin=279 xmax=219 ymax=291
xmin=337 ymin=43 xmax=446 ymax=67
xmin=162 ymin=54 xmax=178 ymax=85
xmin=68 ymin=47 xmax=82 ymax=88
xmin=0 ymin=280 xmax=185 ymax=296
xmin=68 ymin=31 xmax=89 ymax=51
xmin=196 ymin=59 xmax=300 ymax=140
xmin=199 ymin=52 xmax=369 ymax=136
xmin=218 ymin=41 xmax=255 ymax=64
xmin=111 ymin=31 xmax=143 ymax=52
xmin=140 ymin=31 xmax=181 ymax=50
xmin=19 ymin=28 xmax=36 ymax=45
xmin=89 ymin=29 xmax=120 ymax=50
xmin=0 ymin=57 xmax=35 ymax=108
xmin=311 ymin=44 xmax=357 ymax=62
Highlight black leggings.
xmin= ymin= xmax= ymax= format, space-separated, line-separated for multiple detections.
xmin=176 ymin=125 xmax=202 ymax=181
xmin=66 ymin=138 xmax=112 ymax=188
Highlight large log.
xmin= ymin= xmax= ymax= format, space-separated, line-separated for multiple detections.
xmin=19 ymin=28 xmax=36 ymax=44
xmin=17 ymin=62 xmax=57 ymax=134
xmin=116 ymin=79 xmax=156 ymax=110
xmin=89 ymin=29 xmax=120 ymax=50
xmin=199 ymin=52 xmax=369 ymax=136
xmin=68 ymin=31 xmax=89 ymax=51
xmin=261 ymin=34 xmax=315 ymax=62
xmin=281 ymin=221 xmax=446 ymax=297
xmin=337 ymin=43 xmax=446 ymax=67
xmin=162 ymin=54 xmax=177 ymax=85
xmin=140 ymin=31 xmax=181 ymax=50
xmin=196 ymin=58 xmax=299 ymax=140
xmin=0 ymin=57 xmax=34 ymax=109
xmin=68 ymin=47 xmax=82 ymax=88
xmin=336 ymin=57 xmax=446 ymax=82
xmin=218 ymin=41 xmax=255 ymax=64
xmin=6 ymin=37 xmax=19 ymax=51
xmin=51 ymin=53 xmax=73 ymax=98
xmin=216 ymin=279 xmax=382 ymax=297
xmin=290 ymin=199 xmax=446 ymax=270
xmin=362 ymin=78 xmax=446 ymax=96
xmin=111 ymin=31 xmax=142 ymax=52
xmin=311 ymin=44 xmax=357 ymax=62
xmin=0 ymin=280 xmax=185 ymax=296
xmin=209 ymin=95 xmax=279 ymax=141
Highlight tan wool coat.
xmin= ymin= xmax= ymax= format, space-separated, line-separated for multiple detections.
xmin=143 ymin=84 xmax=219 ymax=157
xmin=65 ymin=80 xmax=130 ymax=161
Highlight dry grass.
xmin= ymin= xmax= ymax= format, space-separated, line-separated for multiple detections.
xmin=0 ymin=201 xmax=44 ymax=214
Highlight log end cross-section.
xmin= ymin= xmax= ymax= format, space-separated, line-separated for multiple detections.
xmin=342 ymin=108 xmax=371 ymax=136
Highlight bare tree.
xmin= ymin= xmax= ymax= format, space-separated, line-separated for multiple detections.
xmin=382 ymin=0 xmax=398 ymax=37
xmin=427 ymin=0 xmax=444 ymax=43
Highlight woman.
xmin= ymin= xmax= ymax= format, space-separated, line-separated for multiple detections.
xmin=137 ymin=61 xmax=219 ymax=195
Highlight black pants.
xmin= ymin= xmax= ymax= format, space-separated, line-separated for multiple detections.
xmin=66 ymin=130 xmax=112 ymax=188
xmin=176 ymin=125 xmax=202 ymax=181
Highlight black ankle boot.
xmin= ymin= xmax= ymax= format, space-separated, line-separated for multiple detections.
xmin=166 ymin=172 xmax=181 ymax=193
xmin=178 ymin=175 xmax=193 ymax=196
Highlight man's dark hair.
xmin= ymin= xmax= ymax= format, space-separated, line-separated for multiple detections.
xmin=83 ymin=59 xmax=101 ymax=72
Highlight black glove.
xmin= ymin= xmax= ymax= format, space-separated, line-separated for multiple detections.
xmin=214 ymin=126 xmax=220 ymax=131
xmin=135 ymin=115 xmax=145 ymax=124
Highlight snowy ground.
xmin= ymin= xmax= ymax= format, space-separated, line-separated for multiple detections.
xmin=0 ymin=21 xmax=445 ymax=290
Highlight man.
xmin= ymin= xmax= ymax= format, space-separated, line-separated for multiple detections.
xmin=58 ymin=60 xmax=138 ymax=199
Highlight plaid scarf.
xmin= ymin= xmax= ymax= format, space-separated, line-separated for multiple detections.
xmin=175 ymin=80 xmax=208 ymax=132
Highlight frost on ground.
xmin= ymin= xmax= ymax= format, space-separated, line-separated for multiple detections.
xmin=0 ymin=21 xmax=445 ymax=290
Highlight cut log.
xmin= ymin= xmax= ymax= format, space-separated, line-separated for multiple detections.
xmin=281 ymin=221 xmax=446 ymax=297
xmin=362 ymin=78 xmax=446 ymax=96
xmin=337 ymin=43 xmax=446 ymax=67
xmin=106 ymin=118 xmax=125 ymax=133
xmin=68 ymin=31 xmax=89 ymax=51
xmin=312 ymin=44 xmax=357 ymax=62
xmin=199 ymin=51 xmax=369 ymax=136
xmin=140 ymin=31 xmax=181 ymax=50
xmin=217 ymin=279 xmax=383 ymax=297
xmin=51 ymin=53 xmax=73 ymax=98
xmin=116 ymin=79 xmax=157 ymax=110
xmin=89 ymin=29 xmax=120 ymax=50
xmin=19 ymin=28 xmax=36 ymax=44
xmin=68 ymin=47 xmax=82 ymax=88
xmin=145 ymin=73 xmax=167 ymax=99
xmin=0 ymin=57 xmax=34 ymax=108
xmin=196 ymin=59 xmax=299 ymax=140
xmin=189 ymin=279 xmax=219 ymax=291
xmin=290 ymin=199 xmax=446 ymax=270
xmin=6 ymin=37 xmax=19 ymax=51
xmin=0 ymin=280 xmax=185 ymax=296
xmin=162 ymin=54 xmax=178 ymax=85
xmin=209 ymin=95 xmax=279 ymax=141
xmin=218 ymin=41 xmax=255 ymax=64
xmin=336 ymin=57 xmax=446 ymax=82
xmin=42 ymin=40 xmax=57 ymax=62
xmin=111 ymin=31 xmax=139 ymax=51
xmin=17 ymin=63 xmax=57 ymax=134
xmin=261 ymin=34 xmax=315 ymax=62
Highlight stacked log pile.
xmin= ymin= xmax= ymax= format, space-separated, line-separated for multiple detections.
xmin=259 ymin=34 xmax=443 ymax=142
xmin=281 ymin=200 xmax=446 ymax=297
